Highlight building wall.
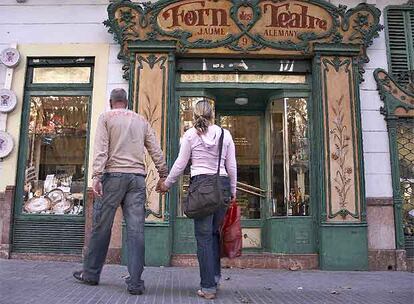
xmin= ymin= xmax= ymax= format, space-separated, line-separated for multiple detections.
xmin=0 ymin=0 xmax=408 ymax=256
xmin=0 ymin=0 xmax=129 ymax=191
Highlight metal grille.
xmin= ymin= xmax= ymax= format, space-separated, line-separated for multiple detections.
xmin=13 ymin=218 xmax=84 ymax=254
xmin=397 ymin=120 xmax=414 ymax=257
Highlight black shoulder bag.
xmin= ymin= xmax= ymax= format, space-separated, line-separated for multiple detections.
xmin=184 ymin=128 xmax=226 ymax=219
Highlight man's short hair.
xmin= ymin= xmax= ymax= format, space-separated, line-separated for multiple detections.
xmin=110 ymin=88 xmax=127 ymax=102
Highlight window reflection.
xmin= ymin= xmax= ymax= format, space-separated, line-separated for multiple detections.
xmin=33 ymin=67 xmax=91 ymax=84
xmin=180 ymin=73 xmax=306 ymax=84
xmin=23 ymin=96 xmax=89 ymax=215
xmin=271 ymin=98 xmax=310 ymax=216
xmin=177 ymin=97 xmax=215 ymax=216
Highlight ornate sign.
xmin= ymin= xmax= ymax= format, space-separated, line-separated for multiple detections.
xmin=0 ymin=130 xmax=13 ymax=159
xmin=0 ymin=48 xmax=20 ymax=68
xmin=0 ymin=89 xmax=17 ymax=113
xmin=105 ymin=0 xmax=382 ymax=79
xmin=105 ymin=0 xmax=382 ymax=227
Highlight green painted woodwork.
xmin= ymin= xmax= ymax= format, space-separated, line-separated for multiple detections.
xmin=122 ymin=223 xmax=172 ymax=266
xmin=126 ymin=45 xmax=177 ymax=220
xmin=264 ymin=217 xmax=316 ymax=253
xmin=375 ymin=69 xmax=414 ymax=117
xmin=12 ymin=58 xmax=94 ymax=254
xmin=311 ymin=52 xmax=369 ymax=269
xmin=385 ymin=3 xmax=414 ymax=85
xmin=311 ymin=55 xmax=325 ymax=261
xmin=319 ymin=224 xmax=368 ymax=270
xmin=105 ymin=0 xmax=382 ymax=82
xmin=172 ymin=83 xmax=315 ymax=255
xmin=316 ymin=54 xmax=365 ymax=222
xmin=172 ymin=218 xmax=197 ymax=254
xmin=173 ymin=217 xmax=315 ymax=254
xmin=374 ymin=69 xmax=414 ymax=250
xmin=110 ymin=0 xmax=383 ymax=270
xmin=353 ymin=61 xmax=368 ymax=224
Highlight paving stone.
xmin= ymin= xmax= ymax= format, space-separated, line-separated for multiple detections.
xmin=0 ymin=259 xmax=413 ymax=304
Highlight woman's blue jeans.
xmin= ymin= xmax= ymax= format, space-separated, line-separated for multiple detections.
xmin=192 ymin=175 xmax=231 ymax=294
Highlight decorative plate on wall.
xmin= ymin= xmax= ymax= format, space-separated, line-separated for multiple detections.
xmin=0 ymin=89 xmax=17 ymax=113
xmin=0 ymin=48 xmax=20 ymax=68
xmin=0 ymin=131 xmax=13 ymax=158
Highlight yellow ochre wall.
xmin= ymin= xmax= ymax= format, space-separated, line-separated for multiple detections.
xmin=0 ymin=44 xmax=110 ymax=192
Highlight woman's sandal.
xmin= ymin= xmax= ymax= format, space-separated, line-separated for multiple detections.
xmin=197 ymin=289 xmax=216 ymax=300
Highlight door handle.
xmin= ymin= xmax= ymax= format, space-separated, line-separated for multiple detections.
xmin=236 ymin=181 xmax=266 ymax=198
xmin=237 ymin=181 xmax=266 ymax=193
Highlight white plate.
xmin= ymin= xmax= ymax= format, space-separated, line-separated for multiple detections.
xmin=0 ymin=89 xmax=17 ymax=113
xmin=0 ymin=131 xmax=13 ymax=158
xmin=0 ymin=48 xmax=20 ymax=68
xmin=24 ymin=196 xmax=52 ymax=213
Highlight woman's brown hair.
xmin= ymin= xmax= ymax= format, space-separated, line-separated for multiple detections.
xmin=193 ymin=99 xmax=213 ymax=134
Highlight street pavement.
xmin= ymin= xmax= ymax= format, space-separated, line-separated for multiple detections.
xmin=0 ymin=259 xmax=413 ymax=304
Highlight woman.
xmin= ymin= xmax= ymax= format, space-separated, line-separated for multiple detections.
xmin=158 ymin=100 xmax=237 ymax=300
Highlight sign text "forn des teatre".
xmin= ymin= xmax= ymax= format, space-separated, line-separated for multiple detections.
xmin=158 ymin=0 xmax=332 ymax=39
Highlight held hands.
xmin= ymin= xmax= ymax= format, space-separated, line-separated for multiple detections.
xmin=156 ymin=178 xmax=169 ymax=194
xmin=92 ymin=178 xmax=103 ymax=197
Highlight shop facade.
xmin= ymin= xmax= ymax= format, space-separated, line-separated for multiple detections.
xmin=0 ymin=0 xmax=412 ymax=271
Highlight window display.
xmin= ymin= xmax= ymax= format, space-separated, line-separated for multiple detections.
xmin=270 ymin=98 xmax=310 ymax=216
xmin=23 ymin=95 xmax=89 ymax=215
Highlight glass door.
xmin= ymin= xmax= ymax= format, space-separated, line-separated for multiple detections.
xmin=218 ymin=113 xmax=266 ymax=249
xmin=219 ymin=115 xmax=264 ymax=219
xmin=173 ymin=92 xmax=313 ymax=254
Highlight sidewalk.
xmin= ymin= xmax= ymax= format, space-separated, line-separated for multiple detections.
xmin=0 ymin=259 xmax=413 ymax=304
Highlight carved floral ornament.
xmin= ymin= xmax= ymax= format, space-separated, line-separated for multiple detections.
xmin=374 ymin=69 xmax=414 ymax=118
xmin=104 ymin=0 xmax=382 ymax=79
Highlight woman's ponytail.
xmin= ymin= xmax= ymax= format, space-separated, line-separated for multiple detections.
xmin=193 ymin=99 xmax=213 ymax=134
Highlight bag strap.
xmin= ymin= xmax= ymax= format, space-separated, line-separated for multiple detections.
xmin=217 ymin=128 xmax=224 ymax=175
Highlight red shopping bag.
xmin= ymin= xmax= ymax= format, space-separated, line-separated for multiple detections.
xmin=220 ymin=199 xmax=242 ymax=258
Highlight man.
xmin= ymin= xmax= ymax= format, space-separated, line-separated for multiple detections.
xmin=73 ymin=88 xmax=168 ymax=295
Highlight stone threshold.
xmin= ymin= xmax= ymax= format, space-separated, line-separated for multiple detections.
xmin=8 ymin=249 xmax=122 ymax=264
xmin=171 ymin=253 xmax=319 ymax=270
xmin=10 ymin=252 xmax=82 ymax=263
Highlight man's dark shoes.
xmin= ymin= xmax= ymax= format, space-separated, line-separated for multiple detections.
xmin=73 ymin=271 xmax=98 ymax=286
xmin=127 ymin=288 xmax=144 ymax=295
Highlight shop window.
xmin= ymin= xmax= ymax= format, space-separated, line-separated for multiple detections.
xmin=180 ymin=73 xmax=306 ymax=84
xmin=270 ymin=98 xmax=310 ymax=216
xmin=20 ymin=58 xmax=93 ymax=216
